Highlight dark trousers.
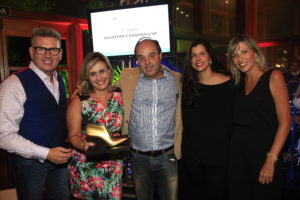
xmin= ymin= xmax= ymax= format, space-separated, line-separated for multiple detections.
xmin=9 ymin=154 xmax=70 ymax=200
xmin=130 ymin=149 xmax=178 ymax=200
xmin=179 ymin=155 xmax=228 ymax=200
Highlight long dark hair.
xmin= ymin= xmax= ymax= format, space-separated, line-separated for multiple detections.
xmin=181 ymin=38 xmax=227 ymax=107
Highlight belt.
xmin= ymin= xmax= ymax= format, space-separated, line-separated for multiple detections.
xmin=130 ymin=145 xmax=174 ymax=157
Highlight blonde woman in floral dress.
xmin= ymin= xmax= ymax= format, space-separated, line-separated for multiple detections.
xmin=67 ymin=52 xmax=124 ymax=199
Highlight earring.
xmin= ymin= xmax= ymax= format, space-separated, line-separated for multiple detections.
xmin=256 ymin=57 xmax=260 ymax=64
xmin=209 ymin=60 xmax=212 ymax=65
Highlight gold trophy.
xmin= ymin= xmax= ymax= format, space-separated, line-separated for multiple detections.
xmin=85 ymin=124 xmax=130 ymax=161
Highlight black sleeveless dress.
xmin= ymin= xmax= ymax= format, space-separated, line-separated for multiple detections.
xmin=229 ymin=70 xmax=283 ymax=200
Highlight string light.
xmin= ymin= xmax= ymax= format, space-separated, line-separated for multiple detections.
xmin=175 ymin=4 xmax=190 ymax=19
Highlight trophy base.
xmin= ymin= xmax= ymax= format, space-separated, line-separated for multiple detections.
xmin=86 ymin=137 xmax=131 ymax=162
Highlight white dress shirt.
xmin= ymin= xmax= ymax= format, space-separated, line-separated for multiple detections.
xmin=129 ymin=69 xmax=178 ymax=151
xmin=0 ymin=61 xmax=60 ymax=162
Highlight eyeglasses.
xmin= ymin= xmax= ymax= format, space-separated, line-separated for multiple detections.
xmin=32 ymin=46 xmax=61 ymax=56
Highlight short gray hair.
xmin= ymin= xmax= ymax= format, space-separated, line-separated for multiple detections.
xmin=31 ymin=27 xmax=61 ymax=47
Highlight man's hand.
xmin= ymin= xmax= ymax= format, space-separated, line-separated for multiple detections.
xmin=46 ymin=147 xmax=72 ymax=165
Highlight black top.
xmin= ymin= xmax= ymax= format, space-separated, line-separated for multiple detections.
xmin=233 ymin=70 xmax=278 ymax=134
xmin=182 ymin=79 xmax=235 ymax=166
xmin=229 ymin=70 xmax=282 ymax=200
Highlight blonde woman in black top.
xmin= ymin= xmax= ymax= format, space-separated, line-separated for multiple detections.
xmin=227 ymin=34 xmax=290 ymax=200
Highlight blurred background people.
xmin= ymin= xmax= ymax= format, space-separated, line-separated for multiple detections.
xmin=291 ymin=59 xmax=300 ymax=100
xmin=67 ymin=52 xmax=124 ymax=199
xmin=179 ymin=38 xmax=234 ymax=200
xmin=227 ymin=34 xmax=290 ymax=200
xmin=284 ymin=58 xmax=300 ymax=100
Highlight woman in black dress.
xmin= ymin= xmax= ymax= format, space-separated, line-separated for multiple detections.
xmin=227 ymin=34 xmax=290 ymax=200
xmin=179 ymin=38 xmax=234 ymax=200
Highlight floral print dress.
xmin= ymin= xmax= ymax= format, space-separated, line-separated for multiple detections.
xmin=68 ymin=92 xmax=124 ymax=200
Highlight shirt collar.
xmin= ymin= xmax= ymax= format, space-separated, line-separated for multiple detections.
xmin=29 ymin=61 xmax=58 ymax=81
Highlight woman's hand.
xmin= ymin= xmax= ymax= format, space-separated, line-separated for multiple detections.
xmin=258 ymin=156 xmax=276 ymax=184
xmin=83 ymin=141 xmax=96 ymax=152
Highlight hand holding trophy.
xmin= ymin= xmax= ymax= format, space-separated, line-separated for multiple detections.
xmin=85 ymin=124 xmax=130 ymax=161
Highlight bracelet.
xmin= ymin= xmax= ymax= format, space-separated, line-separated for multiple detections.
xmin=267 ymin=152 xmax=278 ymax=162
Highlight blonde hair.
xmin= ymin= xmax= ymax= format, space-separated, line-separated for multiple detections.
xmin=227 ymin=34 xmax=269 ymax=85
xmin=79 ymin=52 xmax=114 ymax=95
